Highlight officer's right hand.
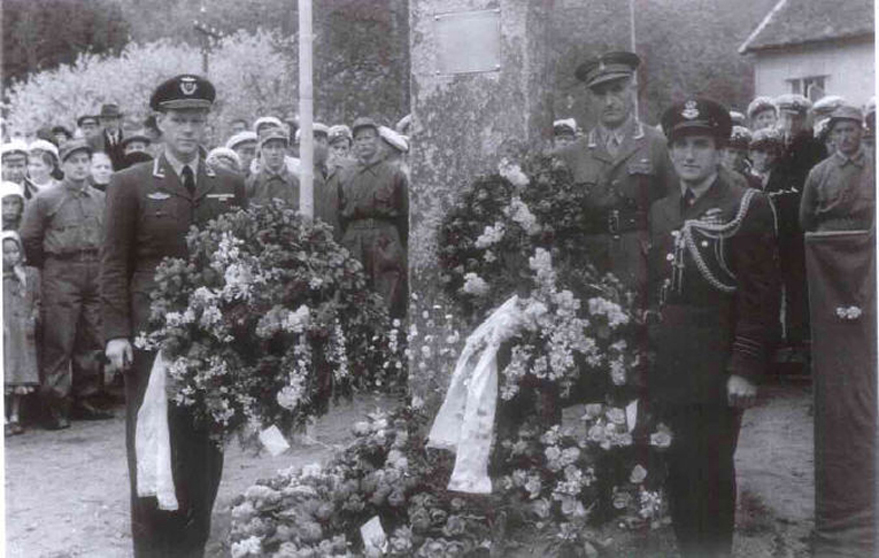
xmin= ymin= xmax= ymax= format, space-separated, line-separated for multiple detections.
xmin=106 ymin=338 xmax=133 ymax=373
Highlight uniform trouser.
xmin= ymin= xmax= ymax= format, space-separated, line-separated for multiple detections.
xmin=41 ymin=258 xmax=103 ymax=412
xmin=665 ymin=404 xmax=742 ymax=558
xmin=125 ymin=349 xmax=224 ymax=558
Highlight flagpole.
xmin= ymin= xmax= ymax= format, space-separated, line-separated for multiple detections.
xmin=298 ymin=0 xmax=314 ymax=218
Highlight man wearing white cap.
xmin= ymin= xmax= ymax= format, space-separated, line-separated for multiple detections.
xmin=225 ymin=131 xmax=258 ymax=179
xmin=552 ymin=118 xmax=578 ymax=148
xmin=1 ymin=140 xmax=30 ymax=191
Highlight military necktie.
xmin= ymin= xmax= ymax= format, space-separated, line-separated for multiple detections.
xmin=181 ymin=165 xmax=195 ymax=197
xmin=682 ymin=187 xmax=696 ymax=213
xmin=607 ymin=135 xmax=620 ymax=157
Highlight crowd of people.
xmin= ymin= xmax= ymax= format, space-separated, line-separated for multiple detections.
xmin=0 ymin=48 xmax=874 ymax=557
xmin=1 ymin=88 xmax=412 ymax=437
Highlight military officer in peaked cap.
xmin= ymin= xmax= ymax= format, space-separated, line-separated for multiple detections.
xmin=555 ymin=51 xmax=676 ymax=302
xmin=648 ymin=98 xmax=780 ymax=557
xmin=101 ymin=74 xmax=246 ymax=557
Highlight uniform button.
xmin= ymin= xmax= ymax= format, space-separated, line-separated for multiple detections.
xmin=666 ymin=253 xmax=674 ymax=261
xmin=701 ymin=241 xmax=709 ymax=247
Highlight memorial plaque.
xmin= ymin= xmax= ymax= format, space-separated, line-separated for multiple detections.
xmin=434 ymin=9 xmax=501 ymax=75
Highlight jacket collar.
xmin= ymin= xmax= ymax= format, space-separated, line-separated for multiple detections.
xmin=152 ymin=153 xmax=216 ymax=200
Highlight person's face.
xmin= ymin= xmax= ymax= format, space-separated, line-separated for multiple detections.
xmin=80 ymin=120 xmax=99 ymax=139
xmin=2 ymin=155 xmax=28 ymax=184
xmin=831 ymin=120 xmax=863 ymax=156
xmin=752 ymin=109 xmax=777 ymax=131
xmin=158 ymin=109 xmax=208 ymax=160
xmin=90 ymin=153 xmax=113 ymax=185
xmin=749 ymin=148 xmax=777 ymax=173
xmin=124 ymin=140 xmax=148 ymax=155
xmin=101 ymin=115 xmax=121 ymax=132
xmin=722 ymin=147 xmax=748 ymax=171
xmin=313 ymin=135 xmax=330 ymax=166
xmin=554 ymin=133 xmax=576 ymax=148
xmin=670 ymin=134 xmax=721 ymax=185
xmin=54 ymin=132 xmax=71 ymax=145
xmin=230 ymin=121 xmax=248 ymax=135
xmin=3 ymin=239 xmax=21 ymax=269
xmin=330 ymin=140 xmax=350 ymax=161
xmin=589 ymin=77 xmax=635 ymax=129
xmin=261 ymin=139 xmax=287 ymax=170
xmin=62 ymin=151 xmax=92 ymax=182
xmin=2 ymin=197 xmax=23 ymax=226
xmin=234 ymin=142 xmax=257 ymax=171
xmin=778 ymin=111 xmax=805 ymax=137
xmin=27 ymin=155 xmax=51 ymax=183
xmin=354 ymin=128 xmax=379 ymax=163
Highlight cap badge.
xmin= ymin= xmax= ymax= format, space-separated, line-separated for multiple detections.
xmin=180 ymin=77 xmax=198 ymax=96
xmin=682 ymin=100 xmax=700 ymax=120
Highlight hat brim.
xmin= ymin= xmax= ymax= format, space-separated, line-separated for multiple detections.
xmin=61 ymin=146 xmax=93 ymax=162
xmin=1 ymin=150 xmax=28 ymax=159
xmin=668 ymin=122 xmax=730 ymax=142
xmin=586 ymin=71 xmax=634 ymax=90
xmin=158 ymin=99 xmax=212 ymax=111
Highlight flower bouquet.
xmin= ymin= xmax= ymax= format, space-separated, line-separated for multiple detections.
xmin=137 ymin=200 xmax=405 ymax=442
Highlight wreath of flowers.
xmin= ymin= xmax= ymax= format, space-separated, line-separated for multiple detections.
xmin=137 ymin=201 xmax=405 ymax=441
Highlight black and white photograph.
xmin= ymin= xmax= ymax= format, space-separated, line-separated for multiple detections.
xmin=1 ymin=0 xmax=876 ymax=556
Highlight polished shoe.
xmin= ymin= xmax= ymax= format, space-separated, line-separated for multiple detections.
xmin=71 ymin=401 xmax=114 ymax=421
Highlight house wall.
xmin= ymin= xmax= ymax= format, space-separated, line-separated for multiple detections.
xmin=753 ymin=39 xmax=875 ymax=107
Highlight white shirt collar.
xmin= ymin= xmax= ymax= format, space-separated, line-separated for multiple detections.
xmin=680 ymin=172 xmax=718 ymax=202
xmin=164 ymin=149 xmax=199 ymax=182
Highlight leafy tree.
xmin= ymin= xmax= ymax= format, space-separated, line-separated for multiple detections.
xmin=2 ymin=0 xmax=130 ymax=88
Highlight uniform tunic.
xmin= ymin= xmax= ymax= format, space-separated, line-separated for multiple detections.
xmin=648 ymin=174 xmax=780 ymax=557
xmin=337 ymin=157 xmax=408 ymax=317
xmin=101 ymin=154 xmax=246 ymax=557
xmin=19 ymin=179 xmax=105 ymax=410
xmin=800 ymin=148 xmax=875 ymax=233
xmin=245 ymin=164 xmax=300 ymax=209
xmin=555 ymin=118 xmax=676 ymax=299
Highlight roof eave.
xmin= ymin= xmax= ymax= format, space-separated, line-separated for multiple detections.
xmin=740 ymin=31 xmax=875 ymax=55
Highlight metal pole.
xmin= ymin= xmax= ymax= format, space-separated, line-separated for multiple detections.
xmin=298 ymin=0 xmax=314 ymax=219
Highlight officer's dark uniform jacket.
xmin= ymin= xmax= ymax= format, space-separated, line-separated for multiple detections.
xmin=101 ymin=154 xmax=246 ymax=343
xmin=556 ymin=118 xmax=676 ymax=294
xmin=648 ymin=173 xmax=780 ymax=405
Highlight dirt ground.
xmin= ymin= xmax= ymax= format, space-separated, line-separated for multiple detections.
xmin=4 ymin=382 xmax=813 ymax=557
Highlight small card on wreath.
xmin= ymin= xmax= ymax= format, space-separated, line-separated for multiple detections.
xmin=360 ymin=515 xmax=387 ymax=554
xmin=259 ymin=425 xmax=290 ymax=456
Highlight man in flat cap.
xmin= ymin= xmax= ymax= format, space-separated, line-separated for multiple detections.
xmin=723 ymin=125 xmax=753 ymax=180
xmin=556 ymin=51 xmax=676 ymax=302
xmin=747 ymin=96 xmax=778 ymax=132
xmin=77 ymin=114 xmax=101 ymax=145
xmin=247 ymin=127 xmax=300 ymax=207
xmin=648 ymin=98 xmax=780 ymax=557
xmin=1 ymin=140 xmax=29 ymax=193
xmin=20 ymin=139 xmax=110 ymax=429
xmin=552 ymin=118 xmax=578 ymax=149
xmin=335 ymin=117 xmax=408 ymax=317
xmin=773 ymin=93 xmax=826 ymax=360
xmin=101 ymin=74 xmax=246 ymax=557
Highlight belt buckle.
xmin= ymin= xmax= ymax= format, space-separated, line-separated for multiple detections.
xmin=608 ymin=210 xmax=620 ymax=236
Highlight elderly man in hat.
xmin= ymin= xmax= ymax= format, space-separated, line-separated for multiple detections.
xmin=101 ymin=74 xmax=246 ymax=557
xmin=336 ymin=117 xmax=409 ymax=317
xmin=747 ymin=96 xmax=778 ymax=132
xmin=555 ymin=51 xmax=676 ymax=300
xmin=19 ymin=138 xmax=110 ymax=429
xmin=99 ymin=103 xmax=126 ymax=170
xmin=247 ymin=127 xmax=300 ymax=207
xmin=647 ymin=98 xmax=780 ymax=557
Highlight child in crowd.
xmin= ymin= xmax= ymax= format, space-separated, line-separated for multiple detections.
xmin=1 ymin=182 xmax=25 ymax=231
xmin=3 ymin=231 xmax=41 ymax=435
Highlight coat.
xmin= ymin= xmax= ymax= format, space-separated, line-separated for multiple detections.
xmin=100 ymin=154 xmax=246 ymax=344
xmin=337 ymin=157 xmax=408 ymax=317
xmin=647 ymin=173 xmax=780 ymax=406
xmin=555 ymin=119 xmax=677 ymax=296
xmin=3 ymin=267 xmax=40 ymax=389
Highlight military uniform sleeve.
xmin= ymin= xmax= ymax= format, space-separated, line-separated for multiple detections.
xmin=19 ymin=195 xmax=46 ymax=268
xmin=799 ymin=166 xmax=820 ymax=233
xmin=726 ymin=191 xmax=781 ymax=381
xmin=100 ymin=173 xmax=139 ymax=343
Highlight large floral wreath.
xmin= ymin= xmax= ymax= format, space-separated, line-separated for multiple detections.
xmin=137 ymin=201 xmax=405 ymax=441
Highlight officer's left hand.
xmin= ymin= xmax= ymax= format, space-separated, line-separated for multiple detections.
xmin=726 ymin=375 xmax=757 ymax=409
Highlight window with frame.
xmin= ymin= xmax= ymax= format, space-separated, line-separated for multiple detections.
xmin=788 ymin=75 xmax=827 ymax=98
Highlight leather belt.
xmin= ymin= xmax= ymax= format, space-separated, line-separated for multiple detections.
xmin=583 ymin=210 xmax=648 ymax=236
